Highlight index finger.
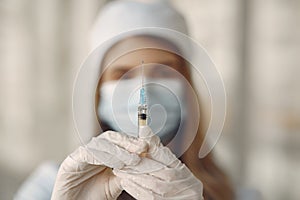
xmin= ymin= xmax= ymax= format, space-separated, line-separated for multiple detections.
xmin=100 ymin=131 xmax=148 ymax=154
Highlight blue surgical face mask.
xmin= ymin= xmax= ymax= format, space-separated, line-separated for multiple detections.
xmin=98 ymin=77 xmax=186 ymax=145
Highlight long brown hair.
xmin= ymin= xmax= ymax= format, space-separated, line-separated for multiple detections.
xmin=95 ymin=36 xmax=234 ymax=200
xmin=180 ymin=66 xmax=234 ymax=200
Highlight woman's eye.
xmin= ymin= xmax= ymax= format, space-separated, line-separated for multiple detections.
xmin=122 ymin=72 xmax=134 ymax=79
xmin=111 ymin=71 xmax=124 ymax=80
xmin=111 ymin=69 xmax=136 ymax=80
xmin=150 ymin=67 xmax=177 ymax=78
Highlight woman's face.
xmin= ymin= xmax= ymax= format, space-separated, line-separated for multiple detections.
xmin=96 ymin=36 xmax=190 ymax=141
xmin=100 ymin=36 xmax=186 ymax=83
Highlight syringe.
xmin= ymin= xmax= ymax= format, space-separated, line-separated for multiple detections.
xmin=138 ymin=61 xmax=148 ymax=135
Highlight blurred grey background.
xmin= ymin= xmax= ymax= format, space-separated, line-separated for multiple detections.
xmin=0 ymin=0 xmax=299 ymax=199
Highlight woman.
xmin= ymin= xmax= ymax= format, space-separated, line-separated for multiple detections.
xmin=15 ymin=0 xmax=234 ymax=199
xmin=94 ymin=34 xmax=234 ymax=199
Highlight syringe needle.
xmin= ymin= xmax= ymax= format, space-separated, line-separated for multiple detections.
xmin=142 ymin=60 xmax=144 ymax=87
xmin=138 ymin=61 xmax=148 ymax=137
xmin=137 ymin=61 xmax=149 ymax=157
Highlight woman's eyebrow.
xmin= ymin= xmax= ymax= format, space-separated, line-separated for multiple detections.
xmin=110 ymin=65 xmax=133 ymax=71
xmin=160 ymin=61 xmax=175 ymax=66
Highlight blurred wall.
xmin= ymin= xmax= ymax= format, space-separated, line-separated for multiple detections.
xmin=0 ymin=0 xmax=299 ymax=199
xmin=174 ymin=0 xmax=300 ymax=199
xmin=0 ymin=0 xmax=105 ymax=199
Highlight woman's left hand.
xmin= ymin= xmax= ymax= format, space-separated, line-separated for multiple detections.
xmin=113 ymin=126 xmax=203 ymax=200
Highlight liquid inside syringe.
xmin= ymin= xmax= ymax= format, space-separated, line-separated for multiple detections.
xmin=138 ymin=87 xmax=147 ymax=127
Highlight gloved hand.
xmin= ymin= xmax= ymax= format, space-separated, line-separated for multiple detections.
xmin=113 ymin=126 xmax=204 ymax=200
xmin=51 ymin=131 xmax=148 ymax=200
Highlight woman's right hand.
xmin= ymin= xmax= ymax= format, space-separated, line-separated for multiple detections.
xmin=51 ymin=131 xmax=148 ymax=200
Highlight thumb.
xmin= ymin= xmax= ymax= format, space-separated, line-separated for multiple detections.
xmin=139 ymin=126 xmax=178 ymax=167
xmin=138 ymin=126 xmax=161 ymax=149
xmin=108 ymin=175 xmax=123 ymax=199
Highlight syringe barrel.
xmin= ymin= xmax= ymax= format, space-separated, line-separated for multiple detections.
xmin=138 ymin=104 xmax=148 ymax=157
xmin=138 ymin=104 xmax=148 ymax=126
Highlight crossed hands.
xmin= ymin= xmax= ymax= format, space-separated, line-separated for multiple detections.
xmin=51 ymin=126 xmax=203 ymax=200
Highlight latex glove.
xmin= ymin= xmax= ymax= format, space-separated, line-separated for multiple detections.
xmin=51 ymin=131 xmax=148 ymax=200
xmin=113 ymin=126 xmax=203 ymax=200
